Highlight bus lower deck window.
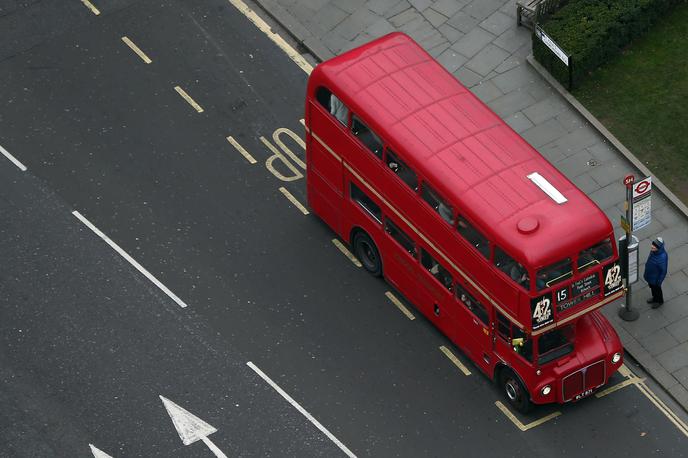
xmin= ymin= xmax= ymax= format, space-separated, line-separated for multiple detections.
xmin=350 ymin=183 xmax=382 ymax=223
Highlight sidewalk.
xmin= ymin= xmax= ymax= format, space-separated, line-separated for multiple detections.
xmin=253 ymin=0 xmax=688 ymax=411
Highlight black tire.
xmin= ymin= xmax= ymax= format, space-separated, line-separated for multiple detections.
xmin=499 ymin=368 xmax=532 ymax=414
xmin=353 ymin=232 xmax=382 ymax=277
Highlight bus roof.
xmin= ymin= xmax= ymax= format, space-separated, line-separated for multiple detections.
xmin=312 ymin=32 xmax=612 ymax=268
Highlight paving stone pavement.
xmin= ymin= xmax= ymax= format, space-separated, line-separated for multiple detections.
xmin=253 ymin=0 xmax=688 ymax=411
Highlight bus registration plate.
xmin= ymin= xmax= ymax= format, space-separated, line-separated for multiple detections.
xmin=574 ymin=389 xmax=594 ymax=401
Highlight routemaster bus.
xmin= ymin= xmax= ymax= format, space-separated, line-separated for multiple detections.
xmin=304 ymin=32 xmax=625 ymax=412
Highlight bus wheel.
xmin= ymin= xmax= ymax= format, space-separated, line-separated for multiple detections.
xmin=499 ymin=368 xmax=532 ymax=413
xmin=353 ymin=232 xmax=382 ymax=277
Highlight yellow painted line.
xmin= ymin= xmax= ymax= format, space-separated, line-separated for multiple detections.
xmin=636 ymin=379 xmax=688 ymax=437
xmin=618 ymin=363 xmax=632 ymax=378
xmin=121 ymin=36 xmax=152 ymax=64
xmin=174 ymin=86 xmax=204 ymax=113
xmin=331 ymin=239 xmax=362 ymax=267
xmin=385 ymin=291 xmax=415 ymax=320
xmin=226 ymin=0 xmax=313 ymax=75
xmin=595 ymin=377 xmax=641 ymax=398
xmin=439 ymin=345 xmax=471 ymax=376
xmin=81 ymin=0 xmax=100 ymax=15
xmin=615 ymin=363 xmax=688 ymax=437
xmin=226 ymin=136 xmax=257 ymax=164
xmin=278 ymin=187 xmax=309 ymax=215
xmin=495 ymin=401 xmax=561 ymax=432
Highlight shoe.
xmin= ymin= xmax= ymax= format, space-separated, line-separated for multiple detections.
xmin=647 ymin=298 xmax=657 ymax=304
xmin=651 ymin=302 xmax=664 ymax=309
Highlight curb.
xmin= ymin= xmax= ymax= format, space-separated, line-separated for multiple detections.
xmin=527 ymin=55 xmax=688 ymax=413
xmin=251 ymin=0 xmax=332 ymax=62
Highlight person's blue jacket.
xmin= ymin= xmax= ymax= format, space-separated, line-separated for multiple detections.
xmin=644 ymin=240 xmax=668 ymax=285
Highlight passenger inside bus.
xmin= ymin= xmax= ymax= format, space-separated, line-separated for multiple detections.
xmin=315 ymin=87 xmax=349 ymax=126
xmin=330 ymin=94 xmax=348 ymax=125
xmin=510 ymin=264 xmax=530 ymax=289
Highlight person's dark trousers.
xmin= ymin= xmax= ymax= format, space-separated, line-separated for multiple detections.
xmin=649 ymin=284 xmax=664 ymax=304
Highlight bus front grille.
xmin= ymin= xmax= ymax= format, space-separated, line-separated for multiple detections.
xmin=562 ymin=360 xmax=606 ymax=402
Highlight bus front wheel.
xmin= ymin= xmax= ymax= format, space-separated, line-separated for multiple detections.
xmin=353 ymin=232 xmax=382 ymax=277
xmin=499 ymin=368 xmax=532 ymax=413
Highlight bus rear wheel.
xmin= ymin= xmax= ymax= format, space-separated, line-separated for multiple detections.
xmin=499 ymin=368 xmax=532 ymax=414
xmin=353 ymin=232 xmax=382 ymax=277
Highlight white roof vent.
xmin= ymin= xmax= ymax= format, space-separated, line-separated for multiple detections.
xmin=527 ymin=172 xmax=567 ymax=204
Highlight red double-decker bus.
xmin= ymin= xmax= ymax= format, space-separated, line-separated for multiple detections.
xmin=304 ymin=32 xmax=625 ymax=412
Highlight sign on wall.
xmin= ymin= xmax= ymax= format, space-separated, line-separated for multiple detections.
xmin=535 ymin=25 xmax=569 ymax=66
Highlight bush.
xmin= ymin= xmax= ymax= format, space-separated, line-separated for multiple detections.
xmin=533 ymin=0 xmax=683 ymax=88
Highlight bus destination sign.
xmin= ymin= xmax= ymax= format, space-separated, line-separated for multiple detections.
xmin=555 ymin=273 xmax=601 ymax=314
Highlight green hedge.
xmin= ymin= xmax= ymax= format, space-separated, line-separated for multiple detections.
xmin=533 ymin=0 xmax=683 ymax=88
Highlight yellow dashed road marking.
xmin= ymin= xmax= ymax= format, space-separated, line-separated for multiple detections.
xmin=439 ymin=345 xmax=471 ymax=376
xmin=174 ymin=86 xmax=204 ymax=113
xmin=81 ymin=0 xmax=100 ymax=15
xmin=279 ymin=187 xmax=309 ymax=215
xmin=385 ymin=291 xmax=415 ymax=320
xmin=227 ymin=136 xmax=257 ymax=164
xmin=122 ymin=36 xmax=152 ymax=64
xmin=331 ymin=239 xmax=361 ymax=267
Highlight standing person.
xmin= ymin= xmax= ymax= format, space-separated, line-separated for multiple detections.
xmin=644 ymin=237 xmax=669 ymax=308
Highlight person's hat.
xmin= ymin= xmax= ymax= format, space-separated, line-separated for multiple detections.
xmin=651 ymin=237 xmax=664 ymax=249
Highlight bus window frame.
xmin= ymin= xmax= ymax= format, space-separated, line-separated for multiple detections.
xmin=351 ymin=114 xmax=383 ymax=159
xmin=496 ymin=311 xmax=533 ymax=363
xmin=421 ymin=181 xmax=454 ymax=225
xmin=536 ymin=324 xmax=575 ymax=366
xmin=420 ymin=248 xmax=453 ymax=292
xmin=455 ymin=282 xmax=489 ymax=326
xmin=384 ymin=217 xmax=417 ymax=258
xmin=315 ymin=86 xmax=350 ymax=128
xmin=350 ymin=182 xmax=382 ymax=224
xmin=493 ymin=245 xmax=531 ymax=291
xmin=384 ymin=147 xmax=418 ymax=191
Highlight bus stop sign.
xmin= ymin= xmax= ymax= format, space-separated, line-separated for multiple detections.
xmin=632 ymin=177 xmax=652 ymax=231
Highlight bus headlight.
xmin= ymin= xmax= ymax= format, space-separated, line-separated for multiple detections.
xmin=541 ymin=385 xmax=552 ymax=396
xmin=612 ymin=352 xmax=622 ymax=364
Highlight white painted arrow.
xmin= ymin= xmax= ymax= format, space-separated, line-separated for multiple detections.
xmin=89 ymin=444 xmax=114 ymax=458
xmin=159 ymin=395 xmax=228 ymax=458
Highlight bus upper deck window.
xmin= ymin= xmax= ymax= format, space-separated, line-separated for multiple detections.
xmin=421 ymin=183 xmax=454 ymax=225
xmin=457 ymin=216 xmax=489 ymax=259
xmin=385 ymin=149 xmax=418 ymax=191
xmin=351 ymin=115 xmax=383 ymax=158
xmin=578 ymin=238 xmax=613 ymax=272
xmin=315 ymin=87 xmax=348 ymax=126
xmin=494 ymin=246 xmax=530 ymax=290
xmin=536 ymin=258 xmax=573 ymax=290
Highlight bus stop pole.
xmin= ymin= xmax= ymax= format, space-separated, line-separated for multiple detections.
xmin=619 ymin=180 xmax=639 ymax=321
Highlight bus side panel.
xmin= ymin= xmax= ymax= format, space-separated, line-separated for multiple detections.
xmin=306 ymin=101 xmax=345 ymax=235
xmin=378 ymin=225 xmax=433 ymax=318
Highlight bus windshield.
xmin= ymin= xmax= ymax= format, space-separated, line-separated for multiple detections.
xmin=537 ymin=325 xmax=574 ymax=365
xmin=536 ymin=258 xmax=573 ymax=291
xmin=578 ymin=238 xmax=613 ymax=272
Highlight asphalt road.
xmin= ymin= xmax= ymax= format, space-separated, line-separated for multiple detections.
xmin=1 ymin=1 xmax=687 ymax=457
